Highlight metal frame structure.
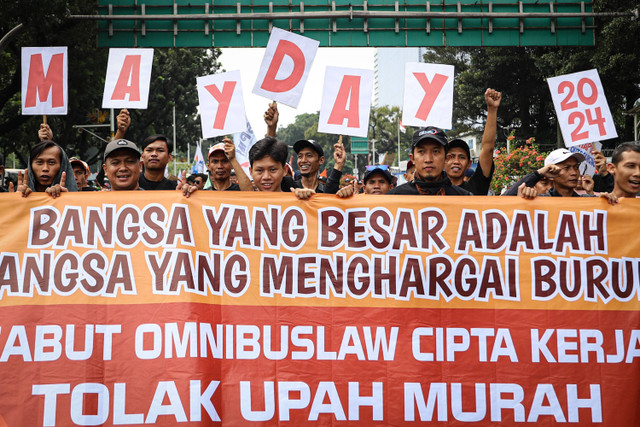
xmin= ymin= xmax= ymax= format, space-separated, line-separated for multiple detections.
xmin=85 ymin=1 xmax=637 ymax=48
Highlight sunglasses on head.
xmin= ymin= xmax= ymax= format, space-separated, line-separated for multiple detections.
xmin=365 ymin=165 xmax=390 ymax=171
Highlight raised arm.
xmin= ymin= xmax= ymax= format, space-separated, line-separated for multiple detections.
xmin=264 ymin=102 xmax=279 ymax=137
xmin=114 ymin=109 xmax=131 ymax=140
xmin=224 ymin=138 xmax=254 ymax=191
xmin=478 ymin=88 xmax=501 ymax=177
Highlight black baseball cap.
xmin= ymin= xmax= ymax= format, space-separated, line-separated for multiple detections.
xmin=363 ymin=167 xmax=393 ymax=184
xmin=293 ymin=139 xmax=324 ymax=158
xmin=447 ymin=138 xmax=471 ymax=159
xmin=411 ymin=126 xmax=448 ymax=150
xmin=104 ymin=139 xmax=141 ymax=161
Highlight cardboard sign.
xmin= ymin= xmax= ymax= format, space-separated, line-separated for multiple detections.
xmin=547 ymin=69 xmax=617 ymax=147
xmin=252 ymin=28 xmax=319 ymax=108
xmin=402 ymin=63 xmax=454 ymax=129
xmin=318 ymin=66 xmax=374 ymax=138
xmin=21 ymin=47 xmax=68 ymax=115
xmin=196 ymin=71 xmax=247 ymax=139
xmin=102 ymin=48 xmax=154 ymax=109
xmin=569 ymin=141 xmax=603 ymax=178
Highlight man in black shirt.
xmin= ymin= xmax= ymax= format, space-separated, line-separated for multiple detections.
xmin=292 ymin=139 xmax=344 ymax=194
xmin=444 ymin=88 xmax=501 ymax=195
xmin=387 ymin=127 xmax=472 ymax=196
xmin=114 ymin=109 xmax=177 ymax=190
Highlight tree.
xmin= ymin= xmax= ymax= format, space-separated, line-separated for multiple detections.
xmin=0 ymin=2 xmax=221 ymax=168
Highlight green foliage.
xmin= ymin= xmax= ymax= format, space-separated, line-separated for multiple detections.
xmin=491 ymin=132 xmax=548 ymax=194
xmin=0 ymin=3 xmax=221 ymax=168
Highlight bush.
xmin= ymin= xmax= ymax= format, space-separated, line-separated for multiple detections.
xmin=491 ymin=132 xmax=548 ymax=194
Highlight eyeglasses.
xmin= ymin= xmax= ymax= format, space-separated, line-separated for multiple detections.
xmin=365 ymin=164 xmax=389 ymax=171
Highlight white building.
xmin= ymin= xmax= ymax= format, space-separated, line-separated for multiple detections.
xmin=373 ymin=48 xmax=426 ymax=108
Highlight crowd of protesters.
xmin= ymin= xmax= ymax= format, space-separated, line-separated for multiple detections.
xmin=2 ymin=87 xmax=639 ymax=203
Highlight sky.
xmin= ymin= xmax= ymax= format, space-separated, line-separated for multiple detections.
xmin=218 ymin=47 xmax=375 ymax=137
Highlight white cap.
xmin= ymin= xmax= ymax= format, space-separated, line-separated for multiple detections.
xmin=544 ymin=148 xmax=586 ymax=167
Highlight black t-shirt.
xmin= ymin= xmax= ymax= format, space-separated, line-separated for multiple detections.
xmin=207 ymin=183 xmax=240 ymax=191
xmin=81 ymin=186 xmax=99 ymax=192
xmin=138 ymin=174 xmax=178 ymax=190
xmin=460 ymin=162 xmax=494 ymax=195
xmin=387 ymin=173 xmax=472 ymax=196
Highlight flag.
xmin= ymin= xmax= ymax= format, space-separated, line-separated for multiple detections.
xmin=399 ymin=119 xmax=406 ymax=134
xmin=192 ymin=141 xmax=206 ymax=174
xmin=233 ymin=116 xmax=258 ymax=175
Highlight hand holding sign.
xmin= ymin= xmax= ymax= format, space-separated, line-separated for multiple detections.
xmin=547 ymin=69 xmax=617 ymax=147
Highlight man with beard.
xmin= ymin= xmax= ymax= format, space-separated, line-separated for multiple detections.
xmin=292 ymin=139 xmax=344 ymax=194
xmin=387 ymin=127 xmax=472 ymax=196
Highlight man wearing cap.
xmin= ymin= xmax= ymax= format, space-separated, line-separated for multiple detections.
xmin=363 ymin=166 xmax=394 ymax=195
xmin=70 ymin=157 xmax=97 ymax=191
xmin=206 ymin=142 xmax=240 ymax=191
xmin=445 ymin=88 xmax=501 ymax=195
xmin=113 ymin=109 xmax=177 ymax=190
xmin=292 ymin=139 xmax=344 ymax=194
xmin=103 ymin=139 xmax=143 ymax=191
xmin=387 ymin=126 xmax=472 ymax=196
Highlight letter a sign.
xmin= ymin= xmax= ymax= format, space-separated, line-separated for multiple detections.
xmin=21 ymin=47 xmax=68 ymax=115
xmin=253 ymin=27 xmax=319 ymax=108
xmin=102 ymin=49 xmax=154 ymax=109
xmin=196 ymin=71 xmax=247 ymax=139
xmin=318 ymin=66 xmax=374 ymax=138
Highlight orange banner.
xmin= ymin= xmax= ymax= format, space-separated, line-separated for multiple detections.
xmin=0 ymin=191 xmax=638 ymax=425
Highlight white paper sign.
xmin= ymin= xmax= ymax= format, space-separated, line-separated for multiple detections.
xmin=252 ymin=28 xmax=319 ymax=108
xmin=102 ymin=48 xmax=154 ymax=109
xmin=318 ymin=66 xmax=374 ymax=138
xmin=569 ymin=141 xmax=603 ymax=177
xmin=197 ymin=71 xmax=247 ymax=139
xmin=401 ymin=63 xmax=454 ymax=129
xmin=547 ymin=69 xmax=617 ymax=147
xmin=21 ymin=47 xmax=68 ymax=115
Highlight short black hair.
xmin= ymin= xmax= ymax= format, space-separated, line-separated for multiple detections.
xmin=611 ymin=142 xmax=640 ymax=165
xmin=248 ymin=137 xmax=288 ymax=167
xmin=141 ymin=134 xmax=173 ymax=153
xmin=30 ymin=141 xmax=62 ymax=164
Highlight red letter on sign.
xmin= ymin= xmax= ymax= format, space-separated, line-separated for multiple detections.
xmin=25 ymin=53 xmax=65 ymax=108
xmin=111 ymin=55 xmax=141 ymax=101
xmin=413 ymin=72 xmax=448 ymax=121
xmin=205 ymin=81 xmax=237 ymax=130
xmin=260 ymin=40 xmax=305 ymax=93
xmin=327 ymin=75 xmax=361 ymax=128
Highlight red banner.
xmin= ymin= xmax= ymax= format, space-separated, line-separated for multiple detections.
xmin=0 ymin=191 xmax=638 ymax=426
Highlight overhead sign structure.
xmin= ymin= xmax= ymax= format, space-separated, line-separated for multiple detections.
xmin=21 ymin=47 xmax=68 ymax=115
xmin=102 ymin=48 xmax=154 ymax=109
xmin=93 ymin=1 xmax=602 ymax=48
xmin=547 ymin=69 xmax=617 ymax=147
xmin=350 ymin=137 xmax=369 ymax=155
xmin=253 ymin=28 xmax=319 ymax=108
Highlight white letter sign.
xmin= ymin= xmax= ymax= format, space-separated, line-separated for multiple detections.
xmin=102 ymin=48 xmax=154 ymax=109
xmin=21 ymin=47 xmax=68 ymax=115
xmin=252 ymin=28 xmax=319 ymax=108
xmin=196 ymin=70 xmax=247 ymax=139
xmin=402 ymin=63 xmax=454 ymax=129
xmin=547 ymin=69 xmax=617 ymax=147
xmin=318 ymin=66 xmax=374 ymax=138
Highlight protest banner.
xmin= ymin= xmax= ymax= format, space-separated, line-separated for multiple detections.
xmin=196 ymin=71 xmax=247 ymax=139
xmin=253 ymin=28 xmax=319 ymax=108
xmin=318 ymin=66 xmax=374 ymax=138
xmin=0 ymin=192 xmax=639 ymax=426
xmin=102 ymin=48 xmax=154 ymax=109
xmin=547 ymin=69 xmax=617 ymax=147
xmin=402 ymin=63 xmax=455 ymax=129
xmin=21 ymin=47 xmax=68 ymax=115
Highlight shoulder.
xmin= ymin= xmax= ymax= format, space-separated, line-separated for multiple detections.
xmin=387 ymin=182 xmax=418 ymax=195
